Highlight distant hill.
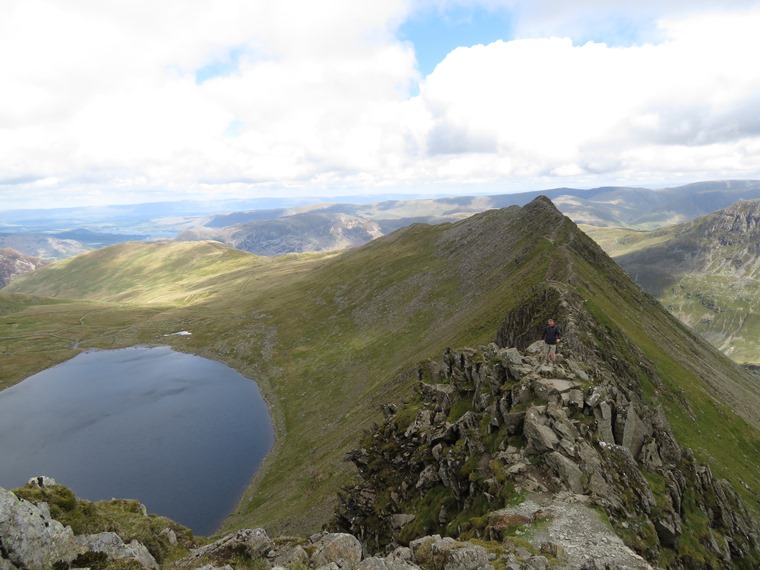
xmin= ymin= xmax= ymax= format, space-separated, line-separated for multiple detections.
xmin=583 ymin=199 xmax=760 ymax=365
xmin=178 ymin=212 xmax=383 ymax=256
xmin=0 ymin=248 xmax=51 ymax=287
xmin=0 ymin=233 xmax=89 ymax=260
xmin=6 ymin=197 xmax=760 ymax=568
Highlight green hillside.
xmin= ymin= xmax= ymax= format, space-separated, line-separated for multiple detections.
xmin=581 ymin=199 xmax=760 ymax=365
xmin=3 ymin=197 xmax=759 ymax=542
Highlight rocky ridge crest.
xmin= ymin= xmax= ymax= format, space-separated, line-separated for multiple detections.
xmin=332 ymin=340 xmax=759 ymax=569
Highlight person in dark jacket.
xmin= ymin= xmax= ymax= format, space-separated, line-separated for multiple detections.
xmin=542 ymin=319 xmax=561 ymax=365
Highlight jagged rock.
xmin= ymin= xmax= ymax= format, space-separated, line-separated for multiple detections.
xmin=389 ymin=546 xmax=413 ymax=562
xmin=503 ymin=411 xmax=525 ymax=435
xmin=272 ymin=544 xmax=310 ymax=568
xmin=405 ymin=410 xmax=434 ymax=438
xmin=524 ymin=413 xmax=559 ymax=454
xmin=585 ymin=386 xmax=606 ymax=408
xmin=311 ymin=532 xmax=363 ymax=569
xmin=639 ymin=440 xmax=663 ymax=469
xmin=545 ymin=452 xmax=584 ymax=494
xmin=75 ymin=532 xmax=158 ymax=569
xmin=455 ymin=411 xmax=479 ymax=432
xmin=0 ymin=485 xmax=82 ymax=570
xmin=593 ymin=401 xmax=615 ymax=444
xmin=390 ymin=514 xmax=416 ymax=529
xmin=160 ymin=527 xmax=178 ymax=545
xmin=567 ymin=361 xmax=590 ymax=382
xmin=654 ymin=514 xmax=682 ymax=548
xmin=511 ymin=382 xmax=534 ymax=407
xmin=429 ymin=423 xmax=459 ymax=445
xmin=533 ymin=379 xmax=580 ymax=400
xmin=416 ymin=464 xmax=439 ymax=490
xmin=500 ymin=348 xmax=524 ymax=366
xmin=420 ymin=384 xmax=456 ymax=411
xmin=176 ymin=528 xmax=273 ymax=567
xmin=335 ymin=343 xmax=760 ymax=567
xmin=615 ymin=405 xmax=652 ymax=458
xmin=563 ymin=388 xmax=584 ymax=408
xmin=525 ymin=340 xmax=545 ymax=354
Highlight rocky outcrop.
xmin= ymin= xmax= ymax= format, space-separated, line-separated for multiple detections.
xmin=0 ymin=247 xmax=50 ymax=288
xmin=1 ymin=483 xmax=170 ymax=570
xmin=174 ymin=528 xmax=495 ymax=570
xmin=0 ymin=484 xmax=81 ymax=569
xmin=333 ymin=343 xmax=760 ymax=568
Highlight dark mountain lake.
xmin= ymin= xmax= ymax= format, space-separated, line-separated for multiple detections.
xmin=0 ymin=346 xmax=274 ymax=535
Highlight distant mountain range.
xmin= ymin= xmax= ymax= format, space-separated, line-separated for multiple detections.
xmin=3 ymin=180 xmax=760 ymax=260
xmin=188 ymin=180 xmax=760 ymax=255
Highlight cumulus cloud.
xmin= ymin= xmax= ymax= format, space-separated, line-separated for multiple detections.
xmin=0 ymin=0 xmax=759 ymax=208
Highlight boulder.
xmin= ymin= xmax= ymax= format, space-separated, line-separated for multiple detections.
xmin=430 ymin=537 xmax=492 ymax=570
xmin=390 ymin=514 xmax=416 ymax=529
xmin=0 ymin=485 xmax=82 ymax=570
xmin=594 ymin=401 xmax=615 ymax=444
xmin=617 ymin=406 xmax=652 ymax=458
xmin=533 ymin=379 xmax=580 ymax=400
xmin=524 ymin=415 xmax=559 ymax=454
xmin=503 ymin=411 xmax=525 ymax=435
xmin=75 ymin=532 xmax=158 ymax=570
xmin=545 ymin=452 xmax=584 ymax=494
xmin=176 ymin=528 xmax=273 ymax=567
xmin=410 ymin=535 xmax=442 ymax=568
xmin=311 ymin=532 xmax=363 ymax=569
xmin=272 ymin=544 xmax=310 ymax=568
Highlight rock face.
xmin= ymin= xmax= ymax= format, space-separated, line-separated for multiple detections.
xmin=0 ymin=484 xmax=162 ymax=570
xmin=0 ymin=247 xmax=50 ymax=287
xmin=332 ymin=342 xmax=760 ymax=568
xmin=0 ymin=484 xmax=81 ymax=569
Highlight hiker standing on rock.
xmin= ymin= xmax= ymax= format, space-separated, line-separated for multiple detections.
xmin=542 ymin=319 xmax=561 ymax=365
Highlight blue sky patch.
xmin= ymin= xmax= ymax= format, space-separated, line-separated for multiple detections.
xmin=400 ymin=4 xmax=514 ymax=77
xmin=195 ymin=46 xmax=247 ymax=85
xmin=224 ymin=120 xmax=244 ymax=138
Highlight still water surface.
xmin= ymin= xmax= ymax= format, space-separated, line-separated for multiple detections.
xmin=0 ymin=346 xmax=273 ymax=535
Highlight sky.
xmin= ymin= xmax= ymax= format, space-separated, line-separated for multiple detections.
xmin=1 ymin=0 xmax=759 ymax=210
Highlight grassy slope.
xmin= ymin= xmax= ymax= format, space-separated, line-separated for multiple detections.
xmin=581 ymin=207 xmax=760 ymax=366
xmin=3 ymin=202 xmax=760 ymax=537
xmin=560 ymin=227 xmax=760 ymax=515
xmin=3 ymin=219 xmax=553 ymax=534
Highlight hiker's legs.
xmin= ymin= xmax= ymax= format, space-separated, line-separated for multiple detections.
xmin=548 ymin=344 xmax=557 ymax=363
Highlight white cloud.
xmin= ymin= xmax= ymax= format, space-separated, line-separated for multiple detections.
xmin=0 ymin=0 xmax=759 ymax=209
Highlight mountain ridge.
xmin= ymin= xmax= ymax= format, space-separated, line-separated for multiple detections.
xmin=2 ymin=197 xmax=759 ymax=561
